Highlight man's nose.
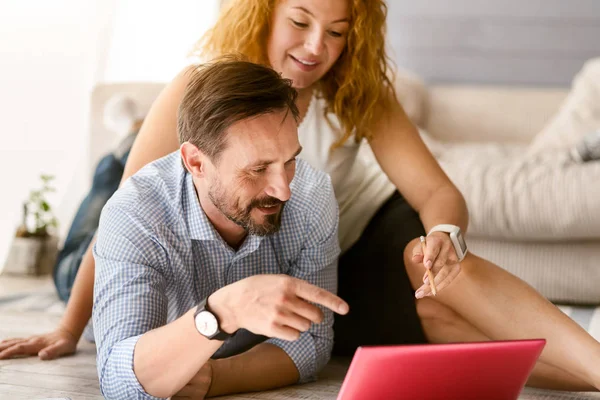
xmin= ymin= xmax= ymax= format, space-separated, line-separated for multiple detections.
xmin=265 ymin=170 xmax=291 ymax=202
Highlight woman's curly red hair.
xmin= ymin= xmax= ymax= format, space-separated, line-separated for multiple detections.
xmin=193 ymin=0 xmax=396 ymax=148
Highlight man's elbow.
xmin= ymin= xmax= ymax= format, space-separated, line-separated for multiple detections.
xmin=100 ymin=378 xmax=172 ymax=400
xmin=314 ymin=340 xmax=334 ymax=376
xmin=139 ymin=380 xmax=182 ymax=399
xmin=98 ymin=361 xmax=173 ymax=400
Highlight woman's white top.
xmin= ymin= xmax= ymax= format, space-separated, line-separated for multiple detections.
xmin=298 ymin=95 xmax=396 ymax=252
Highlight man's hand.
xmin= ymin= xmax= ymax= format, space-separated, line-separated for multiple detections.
xmin=208 ymin=275 xmax=349 ymax=342
xmin=411 ymin=232 xmax=462 ymax=298
xmin=0 ymin=326 xmax=78 ymax=360
xmin=172 ymin=361 xmax=213 ymax=400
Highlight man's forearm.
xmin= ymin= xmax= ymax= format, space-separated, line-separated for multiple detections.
xmin=132 ymin=308 xmax=223 ymax=398
xmin=420 ymin=184 xmax=469 ymax=233
xmin=208 ymin=343 xmax=300 ymax=397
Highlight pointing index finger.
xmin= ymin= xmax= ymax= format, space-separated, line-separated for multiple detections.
xmin=294 ymin=280 xmax=349 ymax=315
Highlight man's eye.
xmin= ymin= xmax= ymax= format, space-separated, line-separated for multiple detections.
xmin=253 ymin=167 xmax=267 ymax=174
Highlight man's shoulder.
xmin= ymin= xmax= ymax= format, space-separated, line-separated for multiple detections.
xmin=104 ymin=151 xmax=184 ymax=224
xmin=287 ymin=159 xmax=336 ymax=214
xmin=276 ymin=159 xmax=339 ymax=254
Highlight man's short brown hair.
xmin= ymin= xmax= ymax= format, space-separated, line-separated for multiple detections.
xmin=178 ymin=56 xmax=299 ymax=163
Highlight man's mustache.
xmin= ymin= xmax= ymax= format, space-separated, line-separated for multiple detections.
xmin=248 ymin=196 xmax=285 ymax=210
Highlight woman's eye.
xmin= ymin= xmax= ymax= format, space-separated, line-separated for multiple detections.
xmin=328 ymin=30 xmax=342 ymax=38
xmin=291 ymin=20 xmax=308 ymax=28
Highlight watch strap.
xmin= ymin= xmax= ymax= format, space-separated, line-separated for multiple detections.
xmin=427 ymin=224 xmax=460 ymax=236
xmin=427 ymin=224 xmax=468 ymax=262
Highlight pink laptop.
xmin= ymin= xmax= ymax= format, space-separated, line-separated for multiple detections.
xmin=337 ymin=339 xmax=546 ymax=400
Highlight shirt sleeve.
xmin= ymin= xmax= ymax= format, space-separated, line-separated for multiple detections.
xmin=93 ymin=204 xmax=170 ymax=400
xmin=266 ymin=177 xmax=340 ymax=383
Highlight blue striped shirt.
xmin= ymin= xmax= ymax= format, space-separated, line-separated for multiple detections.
xmin=92 ymin=151 xmax=340 ymax=400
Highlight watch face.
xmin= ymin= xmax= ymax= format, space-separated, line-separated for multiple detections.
xmin=195 ymin=311 xmax=218 ymax=337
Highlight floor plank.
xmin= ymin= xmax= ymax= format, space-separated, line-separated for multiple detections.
xmin=2 ymin=276 xmax=600 ymax=399
xmin=0 ymin=383 xmax=103 ymax=400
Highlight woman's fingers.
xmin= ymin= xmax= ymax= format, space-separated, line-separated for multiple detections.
xmin=39 ymin=339 xmax=75 ymax=360
xmin=0 ymin=338 xmax=24 ymax=352
xmin=411 ymin=241 xmax=424 ymax=262
xmin=432 ymin=241 xmax=452 ymax=270
xmin=422 ymin=240 xmax=441 ymax=270
xmin=436 ymin=264 xmax=461 ymax=292
xmin=0 ymin=340 xmax=43 ymax=359
xmin=419 ymin=262 xmax=461 ymax=297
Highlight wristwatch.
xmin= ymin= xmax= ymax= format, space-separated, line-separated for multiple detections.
xmin=193 ymin=297 xmax=233 ymax=341
xmin=427 ymin=224 xmax=468 ymax=262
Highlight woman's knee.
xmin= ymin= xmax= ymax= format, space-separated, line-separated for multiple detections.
xmin=416 ymin=297 xmax=457 ymax=323
xmin=416 ymin=298 xmax=455 ymax=341
xmin=416 ymin=297 xmax=485 ymax=343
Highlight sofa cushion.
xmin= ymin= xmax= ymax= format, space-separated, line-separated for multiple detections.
xmin=529 ymin=58 xmax=600 ymax=155
xmin=434 ymin=141 xmax=600 ymax=241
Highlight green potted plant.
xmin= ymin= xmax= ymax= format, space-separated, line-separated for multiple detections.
xmin=3 ymin=175 xmax=59 ymax=276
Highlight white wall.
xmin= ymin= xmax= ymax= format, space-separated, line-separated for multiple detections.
xmin=0 ymin=1 xmax=219 ymax=272
xmin=387 ymin=0 xmax=600 ymax=85
xmin=102 ymin=0 xmax=219 ymax=82
xmin=0 ymin=0 xmax=115 ymax=271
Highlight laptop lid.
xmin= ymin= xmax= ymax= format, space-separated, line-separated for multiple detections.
xmin=337 ymin=339 xmax=546 ymax=400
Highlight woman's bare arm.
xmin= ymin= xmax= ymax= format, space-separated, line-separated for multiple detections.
xmin=121 ymin=66 xmax=193 ymax=183
xmin=368 ymin=93 xmax=468 ymax=233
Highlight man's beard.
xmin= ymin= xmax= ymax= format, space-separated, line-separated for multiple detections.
xmin=208 ymin=182 xmax=285 ymax=236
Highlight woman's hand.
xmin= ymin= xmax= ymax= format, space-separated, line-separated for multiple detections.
xmin=0 ymin=326 xmax=78 ymax=360
xmin=172 ymin=361 xmax=213 ymax=399
xmin=411 ymin=231 xmax=462 ymax=298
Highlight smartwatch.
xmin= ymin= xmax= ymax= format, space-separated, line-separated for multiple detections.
xmin=427 ymin=224 xmax=468 ymax=262
xmin=193 ymin=297 xmax=233 ymax=341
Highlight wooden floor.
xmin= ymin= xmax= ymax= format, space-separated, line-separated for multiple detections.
xmin=0 ymin=312 xmax=103 ymax=399
xmin=2 ymin=275 xmax=600 ymax=399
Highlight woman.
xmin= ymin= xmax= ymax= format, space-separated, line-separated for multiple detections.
xmin=2 ymin=0 xmax=600 ymax=392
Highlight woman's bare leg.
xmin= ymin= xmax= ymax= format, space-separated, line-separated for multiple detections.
xmin=404 ymin=240 xmax=600 ymax=390
xmin=417 ymin=298 xmax=597 ymax=391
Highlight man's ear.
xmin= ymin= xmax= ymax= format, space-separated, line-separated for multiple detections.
xmin=180 ymin=142 xmax=206 ymax=176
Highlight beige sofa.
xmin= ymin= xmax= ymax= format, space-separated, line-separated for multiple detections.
xmin=91 ymin=62 xmax=600 ymax=305
xmin=412 ymin=84 xmax=598 ymax=304
xmin=394 ymin=59 xmax=600 ymax=305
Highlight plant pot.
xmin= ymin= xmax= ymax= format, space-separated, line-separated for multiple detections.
xmin=2 ymin=235 xmax=59 ymax=276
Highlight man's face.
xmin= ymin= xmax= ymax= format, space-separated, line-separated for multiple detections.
xmin=205 ymin=110 xmax=301 ymax=236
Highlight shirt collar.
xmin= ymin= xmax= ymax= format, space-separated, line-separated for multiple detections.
xmin=183 ymin=172 xmax=265 ymax=254
xmin=184 ymin=172 xmax=220 ymax=242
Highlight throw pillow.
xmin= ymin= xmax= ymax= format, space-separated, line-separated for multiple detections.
xmin=528 ymin=58 xmax=600 ymax=155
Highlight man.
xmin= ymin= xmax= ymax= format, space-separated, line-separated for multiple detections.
xmin=92 ymin=59 xmax=349 ymax=399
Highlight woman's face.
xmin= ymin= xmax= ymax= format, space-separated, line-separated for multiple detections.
xmin=267 ymin=0 xmax=350 ymax=90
